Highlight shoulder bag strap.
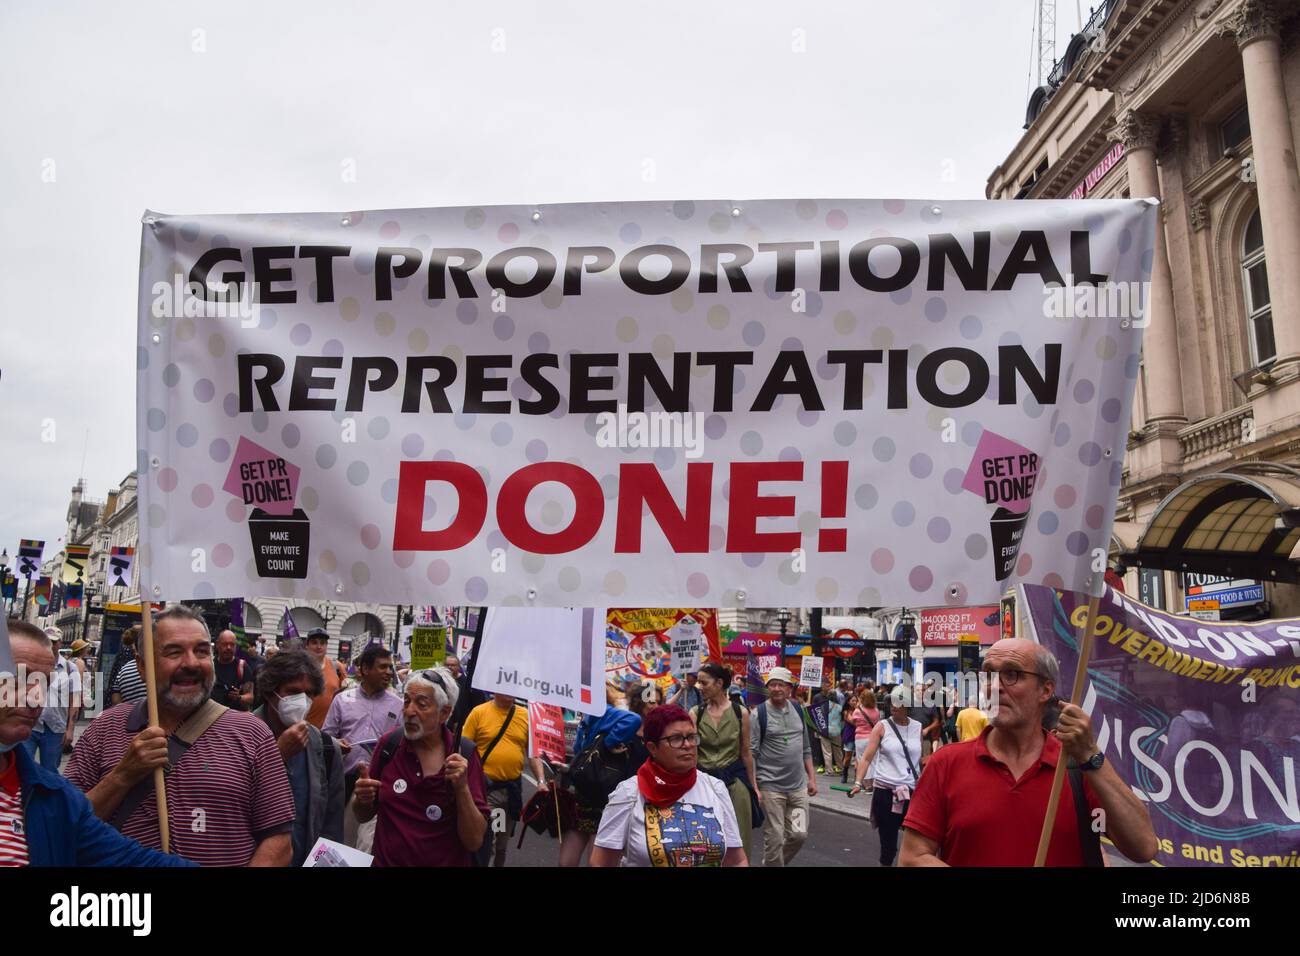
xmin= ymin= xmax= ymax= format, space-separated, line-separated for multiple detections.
xmin=479 ymin=703 xmax=516 ymax=771
xmin=886 ymin=718 xmax=920 ymax=782
xmin=374 ymin=728 xmax=403 ymax=779
xmin=108 ymin=700 xmax=228 ymax=831
xmin=174 ymin=699 xmax=228 ymax=745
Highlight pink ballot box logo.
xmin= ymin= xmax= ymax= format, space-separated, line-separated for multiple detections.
xmin=962 ymin=430 xmax=1041 ymax=582
xmin=224 ymin=437 xmax=309 ymax=578
xmin=223 ymin=437 xmax=301 ymax=514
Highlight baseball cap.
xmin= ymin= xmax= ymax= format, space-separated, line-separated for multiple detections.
xmin=306 ymin=627 xmax=330 ymax=641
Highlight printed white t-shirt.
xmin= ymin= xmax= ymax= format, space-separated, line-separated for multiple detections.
xmin=594 ymin=773 xmax=742 ymax=867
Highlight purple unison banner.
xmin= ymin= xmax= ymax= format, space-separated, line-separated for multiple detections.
xmin=1023 ymin=584 xmax=1300 ymax=868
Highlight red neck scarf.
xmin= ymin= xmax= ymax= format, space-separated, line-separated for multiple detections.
xmin=636 ymin=759 xmax=697 ymax=808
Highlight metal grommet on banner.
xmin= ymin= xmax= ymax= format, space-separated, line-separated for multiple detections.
xmin=526 ymin=588 xmax=537 ymax=602
xmin=531 ymin=211 xmax=542 ymax=223
xmin=1103 ymin=448 xmax=1113 ymax=458
xmin=948 ymin=586 xmax=960 ymax=597
xmin=730 ymin=206 xmax=742 ymax=218
xmin=143 ymin=215 xmax=158 ymax=227
xmin=340 ymin=216 xmax=352 ymax=226
xmin=929 ymin=205 xmax=942 ymax=216
xmin=335 ymin=583 xmax=344 ymax=594
xmin=735 ymin=589 xmax=747 ymax=605
xmin=151 ymin=333 xmax=162 ymax=344
xmin=150 ymin=457 xmax=160 ymax=469
xmin=152 ymin=585 xmax=161 ymax=596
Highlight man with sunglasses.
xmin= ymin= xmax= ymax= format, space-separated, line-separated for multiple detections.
xmin=898 ymin=638 xmax=1158 ymax=867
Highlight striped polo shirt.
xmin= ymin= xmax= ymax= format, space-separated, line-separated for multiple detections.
xmin=65 ymin=702 xmax=295 ymax=866
xmin=111 ymin=658 xmax=148 ymax=704
xmin=0 ymin=757 xmax=29 ymax=866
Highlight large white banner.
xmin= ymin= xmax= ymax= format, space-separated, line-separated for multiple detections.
xmin=471 ymin=606 xmax=605 ymax=716
xmin=136 ymin=199 xmax=1154 ymax=607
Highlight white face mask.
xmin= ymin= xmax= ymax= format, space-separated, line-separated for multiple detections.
xmin=276 ymin=692 xmax=310 ymax=726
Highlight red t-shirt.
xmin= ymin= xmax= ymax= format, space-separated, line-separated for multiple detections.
xmin=902 ymin=727 xmax=1100 ymax=866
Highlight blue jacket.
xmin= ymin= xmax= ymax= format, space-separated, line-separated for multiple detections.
xmin=14 ymin=743 xmax=195 ymax=867
xmin=574 ymin=706 xmax=642 ymax=754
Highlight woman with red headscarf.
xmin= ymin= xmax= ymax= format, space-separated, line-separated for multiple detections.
xmin=590 ymin=705 xmax=747 ymax=867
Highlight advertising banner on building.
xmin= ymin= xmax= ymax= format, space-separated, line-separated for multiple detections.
xmin=136 ymin=200 xmax=1154 ymax=606
xmin=1022 ymin=584 xmax=1300 ymax=868
xmin=919 ymin=606 xmax=1001 ymax=646
xmin=722 ymin=632 xmax=782 ymax=684
xmin=1182 ymin=573 xmax=1264 ymax=612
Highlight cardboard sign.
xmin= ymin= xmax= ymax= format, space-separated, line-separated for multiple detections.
xmin=798 ymin=655 xmax=824 ymax=688
xmin=669 ymin=617 xmax=704 ymax=677
xmin=471 ymin=607 xmax=605 ymax=715
xmin=410 ymin=625 xmax=447 ymax=670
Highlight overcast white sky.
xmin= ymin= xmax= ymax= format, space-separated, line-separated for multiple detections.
xmin=0 ymin=0 xmax=1088 ymax=563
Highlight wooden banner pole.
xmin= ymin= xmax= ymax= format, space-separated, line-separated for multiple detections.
xmin=1032 ymin=591 xmax=1100 ymax=867
xmin=139 ymin=606 xmax=170 ymax=853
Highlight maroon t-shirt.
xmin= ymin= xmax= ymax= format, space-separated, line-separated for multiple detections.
xmin=370 ymin=727 xmax=490 ymax=867
xmin=902 ymin=727 xmax=1101 ymax=866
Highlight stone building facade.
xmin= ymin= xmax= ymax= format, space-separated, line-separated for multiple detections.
xmin=988 ymin=0 xmax=1300 ymax=618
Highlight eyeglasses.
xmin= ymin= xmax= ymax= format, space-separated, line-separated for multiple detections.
xmin=982 ymin=666 xmax=1047 ymax=687
xmin=653 ymin=732 xmax=700 ymax=749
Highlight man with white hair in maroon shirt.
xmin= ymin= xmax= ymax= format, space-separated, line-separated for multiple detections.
xmin=66 ymin=605 xmax=296 ymax=866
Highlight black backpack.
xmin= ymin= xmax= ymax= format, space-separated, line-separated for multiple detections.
xmin=569 ymin=733 xmax=635 ymax=808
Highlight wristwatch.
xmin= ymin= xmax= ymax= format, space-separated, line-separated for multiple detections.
xmin=1078 ymin=750 xmax=1105 ymax=772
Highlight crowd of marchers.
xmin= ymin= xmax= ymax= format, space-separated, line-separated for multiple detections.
xmin=0 ymin=610 xmax=1157 ymax=867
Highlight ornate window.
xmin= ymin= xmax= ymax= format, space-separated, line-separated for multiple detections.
xmin=1241 ymin=210 xmax=1274 ymax=365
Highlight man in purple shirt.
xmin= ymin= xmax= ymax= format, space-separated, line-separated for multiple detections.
xmin=322 ymin=644 xmax=401 ymax=803
xmin=353 ymin=665 xmax=488 ymax=867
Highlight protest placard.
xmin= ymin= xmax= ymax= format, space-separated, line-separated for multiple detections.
xmin=471 ymin=607 xmax=605 ymax=715
xmin=528 ymin=702 xmax=567 ymax=763
xmin=669 ymin=617 xmax=704 ymax=677
xmin=799 ymin=655 xmax=824 ymax=688
xmin=410 ymin=624 xmax=446 ymax=670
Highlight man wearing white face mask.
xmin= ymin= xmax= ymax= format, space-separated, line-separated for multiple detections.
xmin=253 ymin=647 xmax=345 ymax=866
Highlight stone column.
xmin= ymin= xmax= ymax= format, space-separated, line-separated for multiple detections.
xmin=1118 ymin=109 xmax=1186 ymax=424
xmin=1220 ymin=0 xmax=1300 ymax=366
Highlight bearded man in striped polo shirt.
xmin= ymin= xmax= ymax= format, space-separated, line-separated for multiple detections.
xmin=67 ymin=605 xmax=296 ymax=866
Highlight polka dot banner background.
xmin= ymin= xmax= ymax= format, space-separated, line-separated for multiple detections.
xmin=136 ymin=199 xmax=1156 ymax=608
